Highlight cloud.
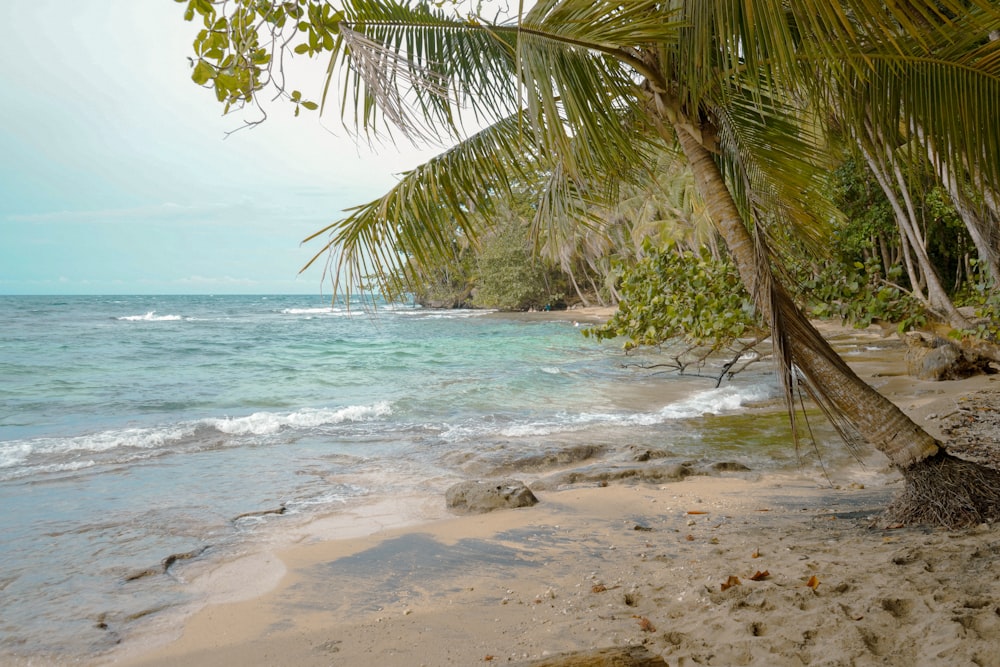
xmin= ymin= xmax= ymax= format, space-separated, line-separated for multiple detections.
xmin=3 ymin=197 xmax=343 ymax=228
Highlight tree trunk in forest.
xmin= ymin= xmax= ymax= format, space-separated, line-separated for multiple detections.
xmin=921 ymin=132 xmax=1000 ymax=286
xmin=566 ymin=266 xmax=592 ymax=307
xmin=670 ymin=119 xmax=1000 ymax=527
xmin=858 ymin=139 xmax=969 ymax=328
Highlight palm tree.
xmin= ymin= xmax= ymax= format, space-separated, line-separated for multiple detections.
xmin=184 ymin=0 xmax=1000 ymax=525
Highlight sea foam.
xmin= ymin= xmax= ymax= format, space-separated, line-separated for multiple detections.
xmin=208 ymin=402 xmax=393 ymax=436
xmin=117 ymin=311 xmax=183 ymax=322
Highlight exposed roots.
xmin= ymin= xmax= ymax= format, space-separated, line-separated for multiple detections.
xmin=881 ymin=451 xmax=1000 ymax=528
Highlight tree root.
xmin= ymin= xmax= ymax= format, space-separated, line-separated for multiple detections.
xmin=881 ymin=450 xmax=1000 ymax=528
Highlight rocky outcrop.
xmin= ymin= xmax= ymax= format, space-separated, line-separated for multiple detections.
xmin=904 ymin=334 xmax=996 ymax=380
xmin=445 ymin=479 xmax=539 ymax=514
xmin=531 ymin=462 xmax=694 ymax=491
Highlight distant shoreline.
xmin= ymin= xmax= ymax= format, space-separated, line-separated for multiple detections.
xmin=483 ymin=305 xmax=619 ymax=324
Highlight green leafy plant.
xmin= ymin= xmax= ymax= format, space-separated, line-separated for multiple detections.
xmin=586 ymin=245 xmax=760 ymax=350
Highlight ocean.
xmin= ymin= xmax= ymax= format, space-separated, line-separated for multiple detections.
xmin=0 ymin=294 xmax=828 ymax=662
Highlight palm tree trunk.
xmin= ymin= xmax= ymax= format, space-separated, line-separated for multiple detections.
xmin=671 ymin=121 xmax=1000 ymax=527
xmin=672 ymin=123 xmax=941 ymax=468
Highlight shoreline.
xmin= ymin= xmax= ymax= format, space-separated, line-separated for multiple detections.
xmin=106 ymin=319 xmax=1000 ymax=666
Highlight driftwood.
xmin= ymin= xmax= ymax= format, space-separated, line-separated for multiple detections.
xmin=516 ymin=646 xmax=667 ymax=666
xmin=232 ymin=503 xmax=287 ymax=523
xmin=123 ymin=545 xmax=209 ymax=582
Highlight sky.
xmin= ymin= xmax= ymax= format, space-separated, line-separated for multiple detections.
xmin=0 ymin=1 xmax=442 ymax=295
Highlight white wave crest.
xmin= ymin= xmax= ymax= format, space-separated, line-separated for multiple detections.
xmin=280 ymin=307 xmax=346 ymax=316
xmin=209 ymin=402 xmax=393 ymax=436
xmin=460 ymin=383 xmax=776 ymax=440
xmin=654 ymin=383 xmax=775 ymax=420
xmin=0 ymin=442 xmax=32 ymax=469
xmin=117 ymin=311 xmax=183 ymax=322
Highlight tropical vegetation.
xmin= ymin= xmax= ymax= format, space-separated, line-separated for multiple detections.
xmin=177 ymin=0 xmax=1000 ymax=526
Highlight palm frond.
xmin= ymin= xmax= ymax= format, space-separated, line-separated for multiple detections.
xmin=330 ymin=0 xmax=521 ymax=143
xmin=302 ymin=110 xmax=540 ymax=294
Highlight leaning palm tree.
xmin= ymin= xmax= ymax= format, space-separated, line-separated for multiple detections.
xmin=183 ymin=0 xmax=1000 ymax=525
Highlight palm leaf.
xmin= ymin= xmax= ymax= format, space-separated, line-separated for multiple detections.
xmin=302 ymin=109 xmax=541 ymax=295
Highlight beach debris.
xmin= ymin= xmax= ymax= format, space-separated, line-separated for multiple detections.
xmin=123 ymin=545 xmax=209 ymax=582
xmin=634 ymin=615 xmax=656 ymax=632
xmin=749 ymin=570 xmax=770 ymax=581
xmin=445 ymin=479 xmax=539 ymax=514
xmin=720 ymin=575 xmax=742 ymax=591
xmin=513 ymin=645 xmax=668 ymax=666
xmin=314 ymin=640 xmax=341 ymax=655
xmin=591 ymin=584 xmax=607 ymax=593
xmin=806 ymin=575 xmax=821 ymax=590
xmin=231 ymin=503 xmax=286 ymax=524
xmin=633 ymin=523 xmax=653 ymax=532
xmin=751 ymin=548 xmax=761 ymax=558
xmin=161 ymin=546 xmax=209 ymax=573
xmin=686 ymin=510 xmax=710 ymax=515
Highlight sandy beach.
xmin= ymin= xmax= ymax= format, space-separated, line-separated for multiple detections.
xmin=110 ymin=319 xmax=1000 ymax=667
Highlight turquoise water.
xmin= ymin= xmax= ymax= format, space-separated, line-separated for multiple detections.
xmin=0 ymin=294 xmax=791 ymax=662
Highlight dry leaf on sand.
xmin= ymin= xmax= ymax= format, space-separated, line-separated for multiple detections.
xmin=720 ymin=575 xmax=742 ymax=591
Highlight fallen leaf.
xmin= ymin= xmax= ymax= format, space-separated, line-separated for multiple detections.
xmin=484 ymin=656 xmax=495 ymax=662
xmin=751 ymin=548 xmax=761 ymax=558
xmin=687 ymin=510 xmax=710 ymax=515
xmin=806 ymin=575 xmax=820 ymax=590
xmin=635 ymin=616 xmax=656 ymax=632
xmin=749 ymin=570 xmax=770 ymax=581
xmin=720 ymin=575 xmax=742 ymax=591
xmin=592 ymin=584 xmax=607 ymax=593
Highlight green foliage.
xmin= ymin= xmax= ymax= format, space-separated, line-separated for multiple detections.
xmin=959 ymin=272 xmax=1000 ymax=340
xmin=924 ymin=186 xmax=976 ymax=293
xmin=400 ymin=242 xmax=476 ymax=308
xmin=177 ymin=0 xmax=328 ymax=114
xmin=829 ymin=158 xmax=896 ymax=259
xmin=974 ymin=291 xmax=1000 ymax=340
xmin=472 ymin=223 xmax=564 ymax=311
xmin=790 ymin=257 xmax=927 ymax=332
xmin=586 ymin=246 xmax=760 ymax=350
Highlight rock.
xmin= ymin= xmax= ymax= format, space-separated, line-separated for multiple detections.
xmin=711 ymin=461 xmax=751 ymax=472
xmin=531 ymin=462 xmax=693 ymax=491
xmin=628 ymin=445 xmax=672 ymax=462
xmin=445 ymin=479 xmax=539 ymax=514
xmin=482 ymin=444 xmax=605 ymax=475
xmin=904 ymin=334 xmax=996 ymax=381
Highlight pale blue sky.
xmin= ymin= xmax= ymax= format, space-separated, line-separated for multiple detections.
xmin=0 ymin=1 xmax=438 ymax=294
